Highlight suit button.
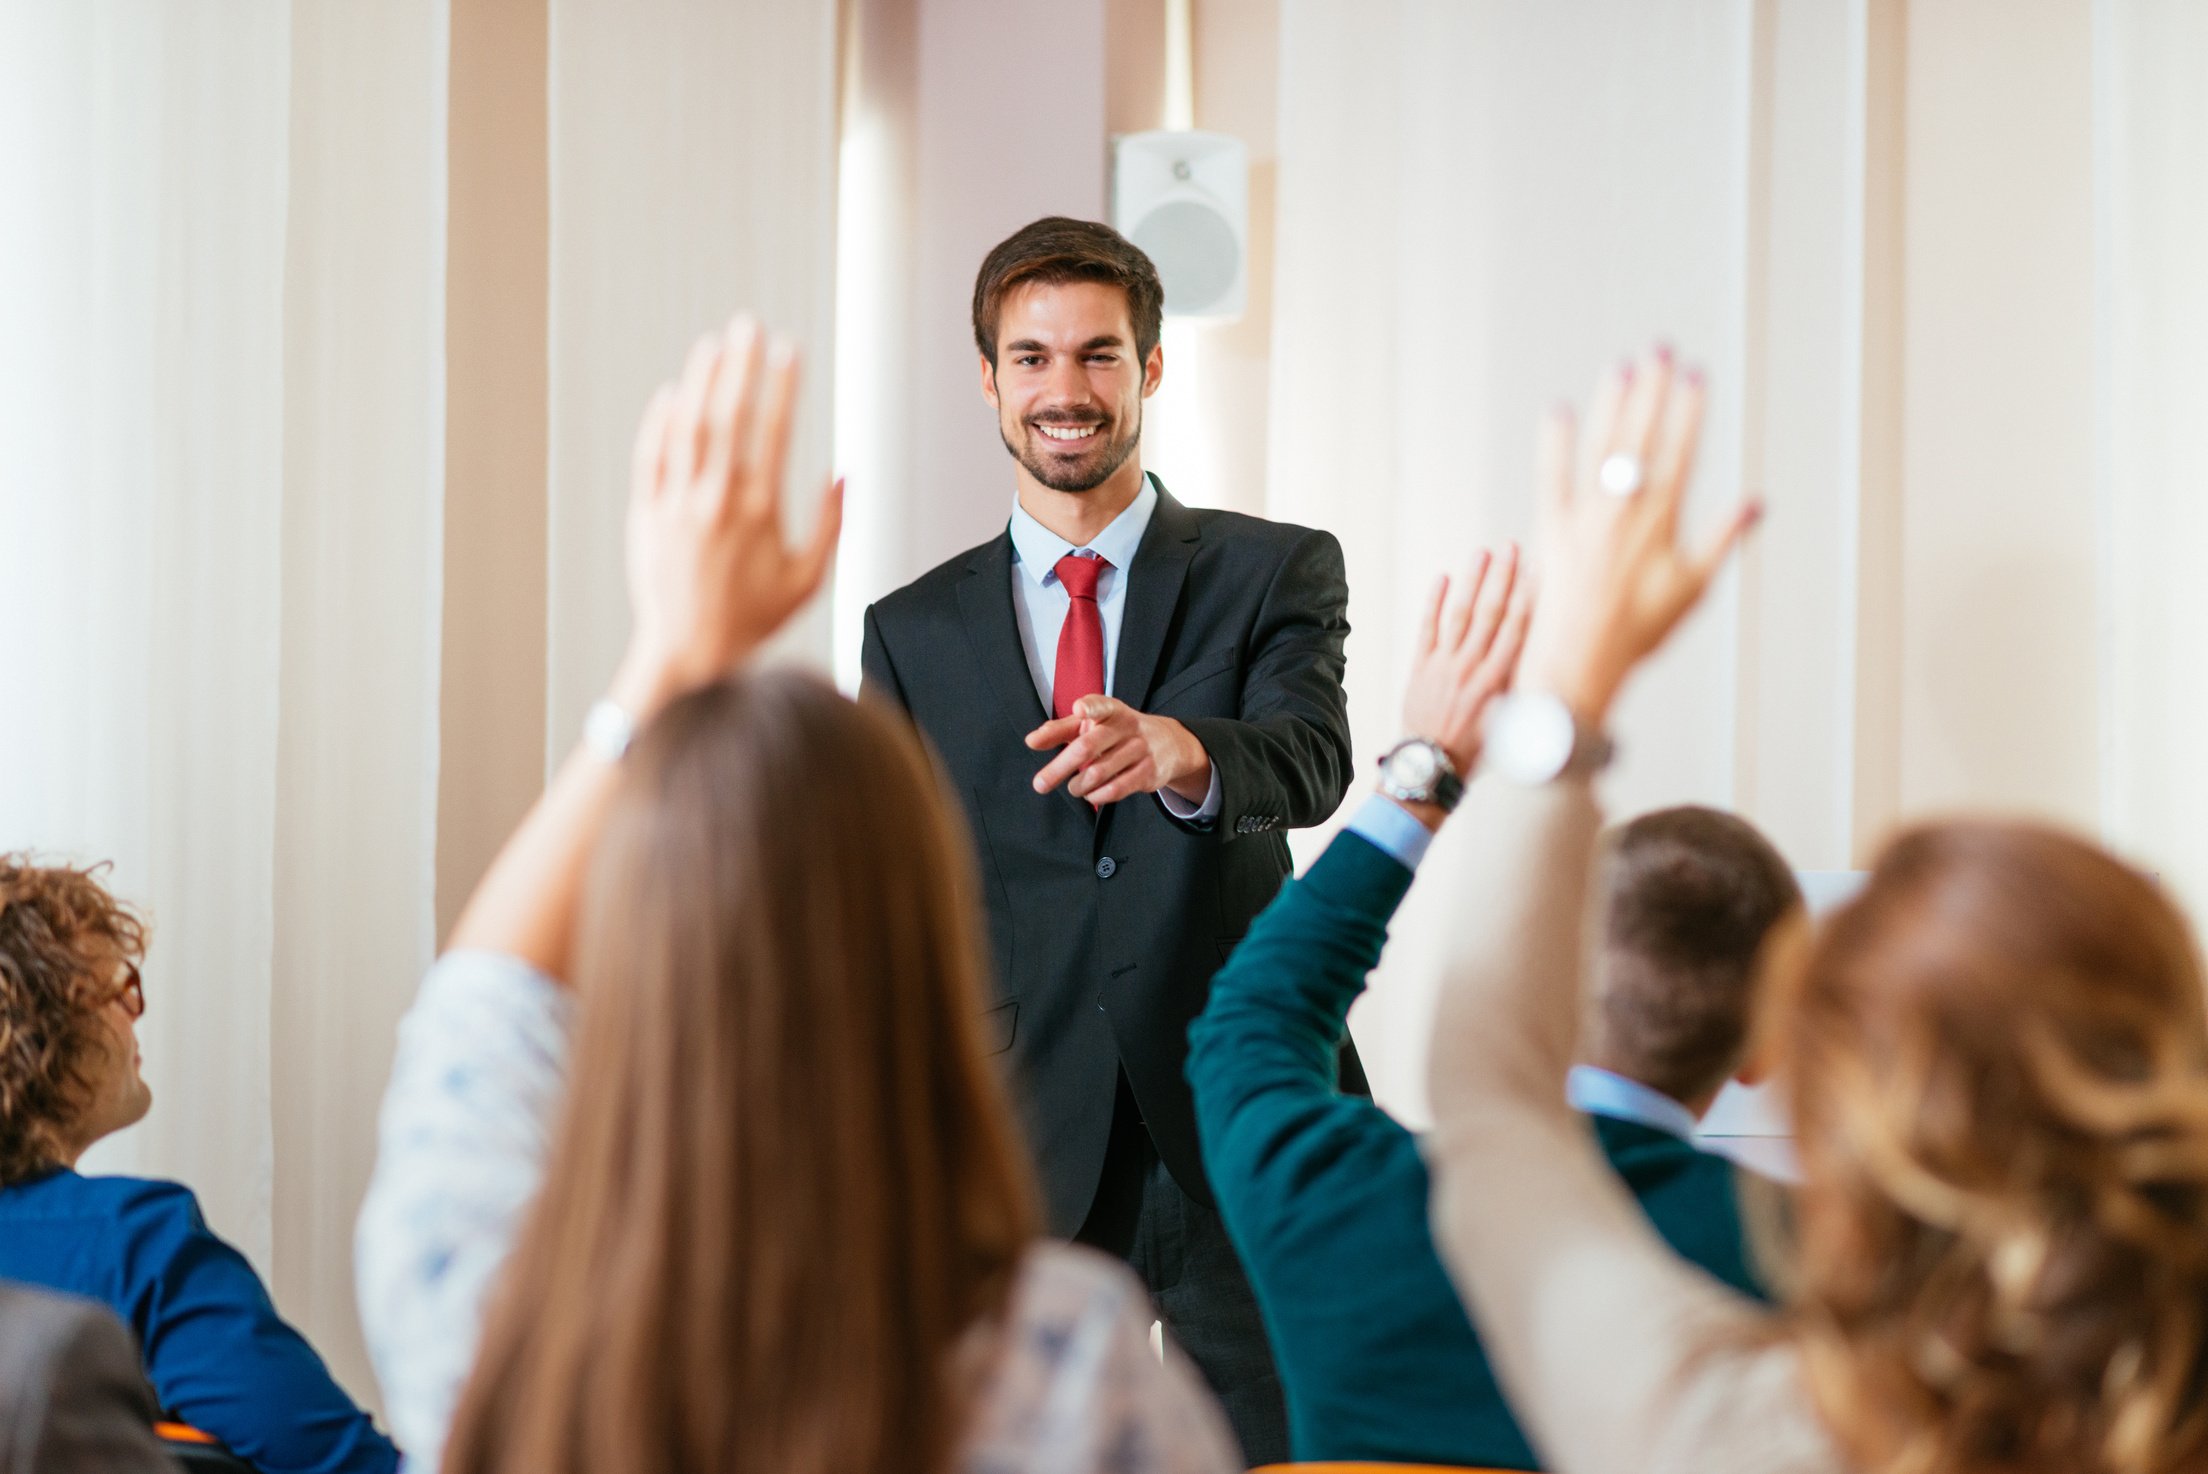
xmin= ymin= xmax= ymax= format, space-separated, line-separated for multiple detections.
xmin=1095 ymin=856 xmax=1118 ymax=879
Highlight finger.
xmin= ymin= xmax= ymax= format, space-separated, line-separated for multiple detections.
xmin=1538 ymin=404 xmax=1576 ymax=532
xmin=1084 ymin=758 xmax=1158 ymax=808
xmin=1439 ymin=548 xmax=1492 ymax=653
xmin=744 ymin=335 xmax=801 ymax=523
xmin=1689 ymin=496 xmax=1764 ymax=589
xmin=1612 ymin=342 xmax=1675 ymax=473
xmin=1575 ymin=360 xmax=1633 ymax=500
xmin=1024 ymin=713 xmax=1084 ymax=751
xmin=789 ymin=476 xmax=844 ymax=602
xmin=1646 ymin=368 xmax=1708 ymax=539
xmin=1070 ymin=733 xmax=1148 ymax=798
xmin=698 ymin=316 xmax=761 ymax=501
xmin=670 ymin=331 xmax=723 ymax=490
xmin=1459 ymin=541 xmax=1519 ymax=663
xmin=1034 ymin=727 xmax=1112 ymax=790
xmin=1074 ymin=695 xmax=1124 ymax=724
xmin=629 ymin=385 xmax=677 ymax=507
xmin=1475 ymin=576 xmax=1536 ymax=694
xmin=1414 ymin=572 xmax=1450 ymax=656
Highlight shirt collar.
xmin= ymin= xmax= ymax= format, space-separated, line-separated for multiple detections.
xmin=1009 ymin=474 xmax=1160 ymax=588
xmin=1565 ymin=1064 xmax=1703 ymax=1142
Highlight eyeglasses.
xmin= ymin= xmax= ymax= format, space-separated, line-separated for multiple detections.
xmin=114 ymin=963 xmax=144 ymax=1020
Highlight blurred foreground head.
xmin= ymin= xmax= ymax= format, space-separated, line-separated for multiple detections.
xmin=1783 ymin=819 xmax=2208 ymax=1474
xmin=447 ymin=670 xmax=1039 ymax=1474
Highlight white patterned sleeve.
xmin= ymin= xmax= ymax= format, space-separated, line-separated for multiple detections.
xmin=354 ymin=950 xmax=575 ymax=1473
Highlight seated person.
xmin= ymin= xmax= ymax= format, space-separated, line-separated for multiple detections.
xmin=1187 ymin=541 xmax=1800 ymax=1469
xmin=355 ymin=314 xmax=1238 ymax=1474
xmin=0 ymin=857 xmax=398 ymax=1474
xmin=0 ymin=1280 xmax=176 ymax=1473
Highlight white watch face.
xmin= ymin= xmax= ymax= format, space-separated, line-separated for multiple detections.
xmin=1384 ymin=742 xmax=1442 ymax=790
xmin=1491 ymin=694 xmax=1576 ymax=784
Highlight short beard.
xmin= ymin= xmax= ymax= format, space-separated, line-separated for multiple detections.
xmin=1002 ymin=406 xmax=1142 ymax=493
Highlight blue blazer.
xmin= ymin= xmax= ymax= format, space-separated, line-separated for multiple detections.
xmin=1188 ymin=826 xmax=1769 ymax=1469
xmin=0 ymin=1168 xmax=397 ymax=1474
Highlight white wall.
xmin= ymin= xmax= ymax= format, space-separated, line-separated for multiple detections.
xmin=1270 ymin=0 xmax=2207 ymax=1124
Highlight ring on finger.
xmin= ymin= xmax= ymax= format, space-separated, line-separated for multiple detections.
xmin=1599 ymin=452 xmax=1646 ymax=498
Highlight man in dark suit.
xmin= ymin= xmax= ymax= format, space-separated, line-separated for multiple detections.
xmin=860 ymin=217 xmax=1352 ymax=1463
xmin=0 ymin=1282 xmax=175 ymax=1473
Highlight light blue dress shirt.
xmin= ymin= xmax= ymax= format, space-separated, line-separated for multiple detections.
xmin=1565 ymin=1064 xmax=1704 ymax=1141
xmin=1008 ymin=474 xmax=1220 ymax=823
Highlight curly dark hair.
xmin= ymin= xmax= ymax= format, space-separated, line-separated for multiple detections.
xmin=0 ymin=855 xmax=146 ymax=1185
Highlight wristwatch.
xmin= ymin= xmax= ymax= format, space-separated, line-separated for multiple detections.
xmin=1484 ymin=692 xmax=1615 ymax=786
xmin=1376 ymin=737 xmax=1464 ymax=813
xmin=582 ymin=698 xmax=638 ymax=763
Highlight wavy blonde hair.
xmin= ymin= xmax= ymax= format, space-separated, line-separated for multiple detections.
xmin=1779 ymin=820 xmax=2208 ymax=1474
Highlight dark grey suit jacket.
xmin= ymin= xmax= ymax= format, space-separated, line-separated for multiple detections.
xmin=0 ymin=1283 xmax=173 ymax=1474
xmin=861 ymin=482 xmax=1358 ymax=1235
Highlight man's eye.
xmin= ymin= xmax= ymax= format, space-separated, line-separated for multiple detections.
xmin=1016 ymin=356 xmax=1044 ymax=367
xmin=1087 ymin=355 xmax=1117 ymax=365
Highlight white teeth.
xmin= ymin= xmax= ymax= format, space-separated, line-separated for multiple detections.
xmin=1037 ymin=423 xmax=1097 ymax=441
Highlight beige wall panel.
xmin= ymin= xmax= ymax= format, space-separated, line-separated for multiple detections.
xmin=1897 ymin=0 xmax=2099 ymax=827
xmin=549 ymin=0 xmax=840 ymax=743
xmin=439 ymin=0 xmax=548 ymax=938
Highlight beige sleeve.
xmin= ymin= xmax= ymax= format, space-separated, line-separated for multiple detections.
xmin=1421 ymin=776 xmax=1842 ymax=1474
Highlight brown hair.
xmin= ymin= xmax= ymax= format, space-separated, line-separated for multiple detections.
xmin=1780 ymin=820 xmax=2208 ymax=1474
xmin=0 ymin=856 xmax=146 ymax=1186
xmin=443 ymin=672 xmax=1040 ymax=1474
xmin=1589 ymin=806 xmax=1802 ymax=1105
xmin=971 ymin=216 xmax=1164 ymax=367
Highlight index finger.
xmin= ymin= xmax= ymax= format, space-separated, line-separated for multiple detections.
xmin=1025 ymin=714 xmax=1084 ymax=750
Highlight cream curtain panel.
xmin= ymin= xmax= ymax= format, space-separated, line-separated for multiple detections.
xmin=0 ymin=0 xmax=447 ymax=1405
xmin=0 ymin=0 xmax=841 ymax=1408
xmin=1271 ymin=0 xmax=2208 ymax=1125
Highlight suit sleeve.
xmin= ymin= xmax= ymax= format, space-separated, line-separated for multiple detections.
xmin=30 ymin=1302 xmax=174 ymax=1474
xmin=1177 ymin=528 xmax=1353 ymax=839
xmin=858 ymin=603 xmax=911 ymax=714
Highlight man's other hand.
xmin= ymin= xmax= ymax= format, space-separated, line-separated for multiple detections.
xmin=1025 ymin=696 xmax=1212 ymax=808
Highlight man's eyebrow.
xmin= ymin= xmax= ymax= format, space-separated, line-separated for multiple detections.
xmin=1003 ymin=335 xmax=1128 ymax=355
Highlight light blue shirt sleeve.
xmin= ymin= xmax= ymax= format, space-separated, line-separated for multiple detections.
xmin=1156 ymin=765 xmax=1223 ymax=825
xmin=1344 ymin=791 xmax=1436 ymax=871
xmin=355 ymin=950 xmax=574 ymax=1474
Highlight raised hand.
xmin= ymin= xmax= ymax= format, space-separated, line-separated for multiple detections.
xmin=1400 ymin=541 xmax=1534 ymax=775
xmin=1517 ymin=345 xmax=1760 ymax=726
xmin=613 ymin=313 xmax=844 ymax=717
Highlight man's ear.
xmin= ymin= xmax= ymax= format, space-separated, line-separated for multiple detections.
xmin=979 ymin=353 xmax=999 ymax=409
xmin=1141 ymin=341 xmax=1164 ymax=398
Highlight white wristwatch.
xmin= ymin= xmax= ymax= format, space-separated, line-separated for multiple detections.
xmin=1484 ymin=692 xmax=1614 ymax=786
xmin=582 ymin=698 xmax=638 ymax=763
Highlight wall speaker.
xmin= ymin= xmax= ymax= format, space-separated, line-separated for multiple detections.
xmin=1111 ymin=130 xmax=1248 ymax=322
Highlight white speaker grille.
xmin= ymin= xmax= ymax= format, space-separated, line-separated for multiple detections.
xmin=1129 ymin=199 xmax=1241 ymax=316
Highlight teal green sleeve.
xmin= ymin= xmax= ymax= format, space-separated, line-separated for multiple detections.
xmin=1187 ymin=830 xmax=1542 ymax=1468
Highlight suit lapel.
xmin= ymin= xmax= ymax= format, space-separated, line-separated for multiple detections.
xmin=956 ymin=531 xmax=1050 ymax=751
xmin=1113 ymin=481 xmax=1200 ymax=709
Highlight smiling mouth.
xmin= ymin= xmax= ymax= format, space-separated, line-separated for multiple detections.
xmin=1033 ymin=421 xmax=1103 ymax=447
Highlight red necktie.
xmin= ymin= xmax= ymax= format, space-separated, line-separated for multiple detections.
xmin=1052 ymin=552 xmax=1110 ymax=720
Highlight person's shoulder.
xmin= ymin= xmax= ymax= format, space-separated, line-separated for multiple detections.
xmin=8 ymin=1170 xmax=199 ymax=1226
xmin=869 ymin=532 xmax=1006 ymax=622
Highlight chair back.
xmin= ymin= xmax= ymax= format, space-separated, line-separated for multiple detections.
xmin=1251 ymin=1464 xmax=1529 ymax=1473
xmin=156 ymin=1421 xmax=255 ymax=1472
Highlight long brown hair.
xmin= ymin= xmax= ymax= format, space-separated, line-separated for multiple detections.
xmin=443 ymin=672 xmax=1041 ymax=1474
xmin=1779 ymin=819 xmax=2208 ymax=1474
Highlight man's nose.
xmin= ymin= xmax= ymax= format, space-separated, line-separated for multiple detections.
xmin=1040 ymin=357 xmax=1095 ymax=405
